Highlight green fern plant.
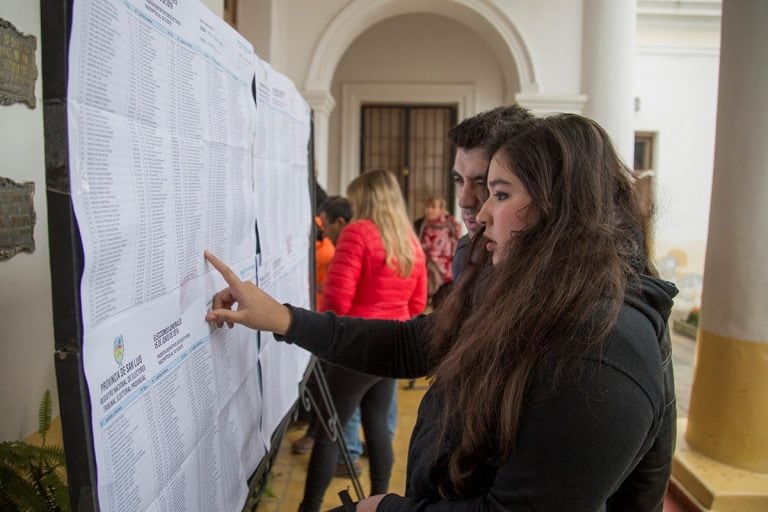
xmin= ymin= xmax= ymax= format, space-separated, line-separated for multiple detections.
xmin=0 ymin=391 xmax=70 ymax=512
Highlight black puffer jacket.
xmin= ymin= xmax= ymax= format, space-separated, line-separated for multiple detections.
xmin=280 ymin=275 xmax=678 ymax=512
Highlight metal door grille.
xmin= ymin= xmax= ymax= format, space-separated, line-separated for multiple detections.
xmin=361 ymin=105 xmax=456 ymax=221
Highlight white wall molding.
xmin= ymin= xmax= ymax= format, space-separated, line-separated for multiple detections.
xmin=638 ymin=0 xmax=721 ymax=29
xmin=302 ymin=88 xmax=336 ymax=116
xmin=637 ymin=45 xmax=720 ymax=57
xmin=514 ymin=92 xmax=589 ymax=116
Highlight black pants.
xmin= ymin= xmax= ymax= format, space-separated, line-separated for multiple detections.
xmin=300 ymin=364 xmax=395 ymax=511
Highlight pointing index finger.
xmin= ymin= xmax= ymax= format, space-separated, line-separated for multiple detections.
xmin=204 ymin=250 xmax=242 ymax=287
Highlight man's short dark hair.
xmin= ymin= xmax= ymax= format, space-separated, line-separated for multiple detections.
xmin=447 ymin=105 xmax=533 ymax=150
xmin=318 ymin=196 xmax=352 ymax=223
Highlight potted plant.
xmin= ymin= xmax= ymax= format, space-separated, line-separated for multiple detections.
xmin=0 ymin=391 xmax=70 ymax=511
xmin=673 ymin=306 xmax=699 ymax=340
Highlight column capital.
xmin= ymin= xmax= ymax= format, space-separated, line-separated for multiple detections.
xmin=302 ymin=89 xmax=336 ymax=117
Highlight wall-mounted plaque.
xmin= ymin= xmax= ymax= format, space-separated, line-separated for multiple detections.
xmin=0 ymin=177 xmax=36 ymax=260
xmin=0 ymin=18 xmax=38 ymax=108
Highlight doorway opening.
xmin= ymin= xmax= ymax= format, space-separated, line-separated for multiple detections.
xmin=360 ymin=105 xmax=457 ymax=221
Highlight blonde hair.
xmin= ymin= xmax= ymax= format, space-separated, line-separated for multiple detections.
xmin=424 ymin=196 xmax=448 ymax=213
xmin=346 ymin=169 xmax=417 ymax=276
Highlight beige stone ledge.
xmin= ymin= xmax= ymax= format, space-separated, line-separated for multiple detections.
xmin=672 ymin=418 xmax=768 ymax=512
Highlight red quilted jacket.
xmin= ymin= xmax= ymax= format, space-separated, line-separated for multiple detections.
xmin=321 ymin=219 xmax=427 ymax=320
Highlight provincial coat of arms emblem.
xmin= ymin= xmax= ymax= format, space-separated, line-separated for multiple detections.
xmin=113 ymin=335 xmax=124 ymax=365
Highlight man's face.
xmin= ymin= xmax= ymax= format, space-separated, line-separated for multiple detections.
xmin=319 ymin=212 xmax=345 ymax=246
xmin=452 ymin=147 xmax=490 ymax=234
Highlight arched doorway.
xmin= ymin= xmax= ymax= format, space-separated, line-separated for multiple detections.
xmin=302 ymin=0 xmax=537 ymax=195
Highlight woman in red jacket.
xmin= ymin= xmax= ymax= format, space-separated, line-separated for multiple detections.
xmin=305 ymin=169 xmax=427 ymax=511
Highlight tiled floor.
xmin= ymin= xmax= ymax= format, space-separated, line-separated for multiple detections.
xmin=256 ymin=330 xmax=697 ymax=512
xmin=670 ymin=328 xmax=696 ymax=418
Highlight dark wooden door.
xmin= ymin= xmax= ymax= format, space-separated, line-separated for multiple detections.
xmin=361 ymin=105 xmax=456 ymax=221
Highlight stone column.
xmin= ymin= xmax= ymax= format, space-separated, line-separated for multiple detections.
xmin=581 ymin=0 xmax=636 ymax=164
xmin=687 ymin=0 xmax=768 ymax=473
xmin=673 ymin=1 xmax=768 ymax=510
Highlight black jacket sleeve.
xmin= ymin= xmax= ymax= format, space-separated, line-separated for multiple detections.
xmin=606 ymin=341 xmax=676 ymax=512
xmin=277 ymin=306 xmax=433 ymax=378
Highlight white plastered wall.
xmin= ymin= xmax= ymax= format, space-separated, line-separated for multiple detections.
xmin=636 ymin=11 xmax=721 ymax=311
xmin=0 ymin=1 xmax=57 ymax=440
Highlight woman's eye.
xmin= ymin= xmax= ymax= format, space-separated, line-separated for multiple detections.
xmin=494 ymin=191 xmax=508 ymax=201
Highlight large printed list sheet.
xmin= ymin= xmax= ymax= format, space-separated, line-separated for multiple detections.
xmin=67 ymin=0 xmax=312 ymax=510
xmin=252 ymin=59 xmax=313 ymax=448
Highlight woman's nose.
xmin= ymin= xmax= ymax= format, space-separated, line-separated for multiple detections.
xmin=476 ymin=200 xmax=490 ymax=225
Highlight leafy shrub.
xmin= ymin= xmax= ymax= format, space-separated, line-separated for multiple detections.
xmin=0 ymin=391 xmax=69 ymax=511
xmin=686 ymin=307 xmax=700 ymax=326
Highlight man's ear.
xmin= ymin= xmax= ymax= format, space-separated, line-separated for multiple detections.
xmin=337 ymin=218 xmax=348 ymax=228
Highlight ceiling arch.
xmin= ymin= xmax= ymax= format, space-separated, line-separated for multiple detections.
xmin=303 ymin=0 xmax=538 ymax=101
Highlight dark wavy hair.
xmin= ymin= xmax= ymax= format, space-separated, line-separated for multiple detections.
xmin=428 ymin=113 xmax=653 ymax=497
xmin=318 ymin=196 xmax=352 ymax=224
xmin=447 ymin=105 xmax=533 ymax=150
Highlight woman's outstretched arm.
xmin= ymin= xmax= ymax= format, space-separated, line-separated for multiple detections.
xmin=205 ymin=250 xmax=432 ymax=378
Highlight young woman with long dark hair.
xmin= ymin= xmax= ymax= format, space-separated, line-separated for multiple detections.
xmin=204 ymin=113 xmax=677 ymax=512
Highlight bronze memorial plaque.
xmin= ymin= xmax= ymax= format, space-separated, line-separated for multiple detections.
xmin=0 ymin=18 xmax=38 ymax=108
xmin=0 ymin=177 xmax=36 ymax=260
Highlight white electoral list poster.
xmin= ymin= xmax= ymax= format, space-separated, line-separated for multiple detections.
xmin=251 ymin=58 xmax=313 ymax=448
xmin=67 ymin=0 xmax=312 ymax=510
